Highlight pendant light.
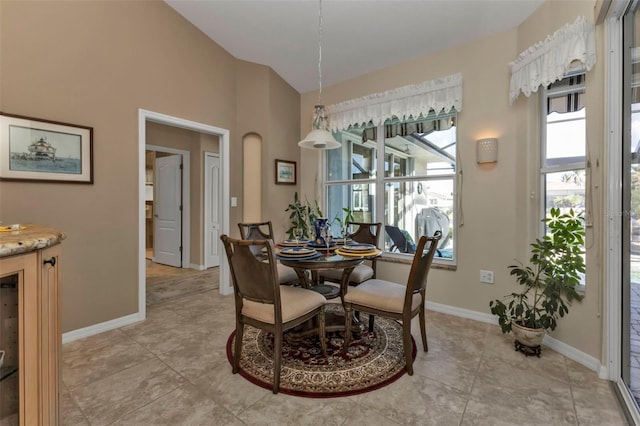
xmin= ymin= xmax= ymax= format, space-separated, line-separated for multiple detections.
xmin=298 ymin=0 xmax=341 ymax=150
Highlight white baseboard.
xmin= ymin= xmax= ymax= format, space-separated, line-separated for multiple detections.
xmin=62 ymin=312 xmax=145 ymax=344
xmin=426 ymin=300 xmax=607 ymax=377
xmin=189 ymin=263 xmax=206 ymax=271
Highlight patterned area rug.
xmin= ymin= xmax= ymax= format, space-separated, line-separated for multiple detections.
xmin=225 ymin=305 xmax=416 ymax=397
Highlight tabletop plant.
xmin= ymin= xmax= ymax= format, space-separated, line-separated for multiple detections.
xmin=489 ymin=207 xmax=585 ymax=337
xmin=332 ymin=207 xmax=355 ymax=237
xmin=285 ymin=192 xmax=323 ymax=239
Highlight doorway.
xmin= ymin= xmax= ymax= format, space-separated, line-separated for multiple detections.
xmin=138 ymin=109 xmax=231 ymax=321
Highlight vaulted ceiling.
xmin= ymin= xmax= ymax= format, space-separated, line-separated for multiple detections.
xmin=165 ymin=0 xmax=545 ymax=94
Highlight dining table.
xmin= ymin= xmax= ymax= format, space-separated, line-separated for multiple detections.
xmin=277 ymin=243 xmax=381 ymax=336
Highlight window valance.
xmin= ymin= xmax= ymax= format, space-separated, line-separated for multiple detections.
xmin=509 ymin=16 xmax=595 ymax=105
xmin=326 ymin=73 xmax=462 ymax=131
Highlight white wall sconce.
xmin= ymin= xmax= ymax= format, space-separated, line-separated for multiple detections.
xmin=476 ymin=138 xmax=498 ymax=164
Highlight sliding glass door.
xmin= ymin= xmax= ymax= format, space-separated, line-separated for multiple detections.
xmin=623 ymin=0 xmax=640 ymax=409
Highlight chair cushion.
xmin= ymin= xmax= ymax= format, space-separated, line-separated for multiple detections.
xmin=320 ymin=264 xmax=373 ymax=284
xmin=277 ymin=263 xmax=299 ymax=285
xmin=243 ymin=285 xmax=326 ymax=324
xmin=343 ymin=279 xmax=421 ymax=313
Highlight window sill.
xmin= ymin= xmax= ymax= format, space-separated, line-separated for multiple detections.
xmin=379 ymin=253 xmax=457 ymax=271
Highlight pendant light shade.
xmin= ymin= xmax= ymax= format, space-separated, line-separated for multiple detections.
xmin=298 ymin=1 xmax=341 ymax=150
xmin=298 ymin=105 xmax=341 ymax=149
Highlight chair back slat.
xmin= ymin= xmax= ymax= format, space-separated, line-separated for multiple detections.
xmin=238 ymin=221 xmax=274 ymax=257
xmin=238 ymin=221 xmax=274 ymax=239
xmin=348 ymin=222 xmax=382 ymax=248
xmin=220 ymin=235 xmax=280 ymax=305
xmin=405 ymin=231 xmax=442 ymax=299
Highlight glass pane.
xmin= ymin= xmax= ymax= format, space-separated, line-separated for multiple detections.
xmin=383 ymin=178 xmax=454 ymax=259
xmin=543 ymin=170 xmax=585 ymax=215
xmin=326 ymin=134 xmax=376 ymax=182
xmin=545 ymin=109 xmax=586 ymax=167
xmin=325 ymin=183 xmax=376 ymax=236
xmin=384 ymin=124 xmax=456 ymax=178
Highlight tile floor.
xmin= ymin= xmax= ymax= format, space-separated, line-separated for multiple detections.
xmin=60 ymin=265 xmax=629 ymax=425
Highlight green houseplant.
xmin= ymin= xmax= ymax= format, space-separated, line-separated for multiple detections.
xmin=285 ymin=192 xmax=323 ymax=239
xmin=489 ymin=207 xmax=585 ymax=352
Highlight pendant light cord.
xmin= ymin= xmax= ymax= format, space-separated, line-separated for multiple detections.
xmin=318 ymin=0 xmax=323 ymax=104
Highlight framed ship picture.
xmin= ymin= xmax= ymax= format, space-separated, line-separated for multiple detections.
xmin=275 ymin=159 xmax=296 ymax=185
xmin=0 ymin=113 xmax=93 ymax=183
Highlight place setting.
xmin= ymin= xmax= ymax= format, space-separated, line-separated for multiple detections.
xmin=276 ymin=246 xmax=321 ymax=261
xmin=335 ymin=243 xmax=381 ymax=258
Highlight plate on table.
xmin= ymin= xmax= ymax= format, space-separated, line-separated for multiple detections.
xmin=280 ymin=239 xmax=310 ymax=247
xmin=335 ymin=248 xmax=381 ymax=258
xmin=276 ymin=252 xmax=322 ymax=261
xmin=340 ymin=243 xmax=376 ymax=253
xmin=278 ymin=247 xmax=317 ymax=257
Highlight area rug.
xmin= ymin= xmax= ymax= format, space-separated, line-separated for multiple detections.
xmin=225 ymin=305 xmax=416 ymax=397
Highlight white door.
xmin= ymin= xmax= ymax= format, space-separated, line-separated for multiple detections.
xmin=205 ymin=153 xmax=220 ymax=268
xmin=154 ymin=154 xmax=182 ymax=267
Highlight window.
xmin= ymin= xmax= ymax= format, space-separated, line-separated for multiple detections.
xmin=541 ymin=73 xmax=586 ymax=219
xmin=541 ymin=73 xmax=586 ymax=281
xmin=325 ymin=110 xmax=457 ymax=262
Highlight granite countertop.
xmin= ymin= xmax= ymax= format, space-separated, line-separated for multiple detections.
xmin=0 ymin=224 xmax=66 ymax=258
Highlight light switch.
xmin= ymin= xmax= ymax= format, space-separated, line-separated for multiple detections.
xmin=231 ymin=197 xmax=237 ymax=207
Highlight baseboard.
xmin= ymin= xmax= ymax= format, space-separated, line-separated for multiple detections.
xmin=425 ymin=300 xmax=606 ymax=376
xmin=189 ymin=263 xmax=206 ymax=271
xmin=62 ymin=312 xmax=144 ymax=344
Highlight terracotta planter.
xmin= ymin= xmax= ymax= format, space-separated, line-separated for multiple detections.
xmin=511 ymin=321 xmax=545 ymax=348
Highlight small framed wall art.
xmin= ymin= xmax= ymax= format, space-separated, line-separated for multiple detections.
xmin=275 ymin=159 xmax=296 ymax=185
xmin=0 ymin=112 xmax=93 ymax=183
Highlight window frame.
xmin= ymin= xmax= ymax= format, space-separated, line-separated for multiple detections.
xmin=539 ymin=71 xmax=586 ymax=288
xmin=324 ymin=116 xmax=458 ymax=266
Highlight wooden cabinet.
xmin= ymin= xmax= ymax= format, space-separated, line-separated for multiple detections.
xmin=0 ymin=243 xmax=61 ymax=425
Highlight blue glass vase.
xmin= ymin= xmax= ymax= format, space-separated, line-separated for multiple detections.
xmin=314 ymin=218 xmax=329 ymax=245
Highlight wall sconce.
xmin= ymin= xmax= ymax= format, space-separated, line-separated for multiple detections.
xmin=476 ymin=138 xmax=498 ymax=164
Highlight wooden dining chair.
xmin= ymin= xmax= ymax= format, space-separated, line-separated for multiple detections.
xmin=220 ymin=235 xmax=327 ymax=394
xmin=319 ymin=221 xmax=382 ymax=286
xmin=343 ymin=231 xmax=441 ymax=375
xmin=238 ymin=221 xmax=299 ymax=286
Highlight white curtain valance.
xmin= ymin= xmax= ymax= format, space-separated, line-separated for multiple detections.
xmin=509 ymin=16 xmax=596 ymax=105
xmin=326 ymin=73 xmax=462 ymax=131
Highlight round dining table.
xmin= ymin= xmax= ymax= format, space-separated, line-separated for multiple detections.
xmin=279 ymin=250 xmax=380 ymax=336
xmin=279 ymin=252 xmax=364 ymax=300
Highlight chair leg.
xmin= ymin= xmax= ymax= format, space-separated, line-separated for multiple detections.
xmin=233 ymin=322 xmax=244 ymax=374
xmin=419 ymin=306 xmax=428 ymax=352
xmin=368 ymin=315 xmax=375 ymax=332
xmin=343 ymin=304 xmax=353 ymax=353
xmin=273 ymin=331 xmax=282 ymax=394
xmin=403 ymin=321 xmax=414 ymax=375
xmin=318 ymin=308 xmax=327 ymax=357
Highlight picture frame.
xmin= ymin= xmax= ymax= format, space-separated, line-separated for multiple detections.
xmin=275 ymin=159 xmax=296 ymax=185
xmin=0 ymin=112 xmax=93 ymax=183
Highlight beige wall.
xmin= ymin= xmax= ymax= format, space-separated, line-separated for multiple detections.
xmin=300 ymin=1 xmax=603 ymax=359
xmin=235 ymin=61 xmax=301 ymax=240
xmin=0 ymin=0 xmax=299 ymax=332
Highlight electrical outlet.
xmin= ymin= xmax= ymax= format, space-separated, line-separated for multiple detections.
xmin=480 ymin=270 xmax=494 ymax=284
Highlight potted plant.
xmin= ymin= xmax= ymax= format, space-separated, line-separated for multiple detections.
xmin=489 ymin=207 xmax=585 ymax=356
xmin=332 ymin=207 xmax=355 ymax=241
xmin=285 ymin=192 xmax=323 ymax=239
